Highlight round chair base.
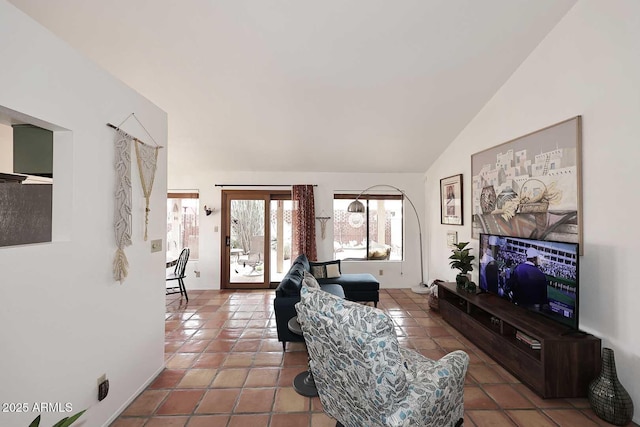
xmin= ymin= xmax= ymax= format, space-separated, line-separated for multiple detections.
xmin=293 ymin=371 xmax=318 ymax=397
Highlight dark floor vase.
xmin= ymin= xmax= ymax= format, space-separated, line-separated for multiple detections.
xmin=588 ymin=348 xmax=634 ymax=425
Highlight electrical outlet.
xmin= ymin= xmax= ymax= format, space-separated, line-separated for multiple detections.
xmin=214 ymin=226 xmax=219 ymax=232
xmin=97 ymin=374 xmax=109 ymax=401
xmin=150 ymin=239 xmax=162 ymax=253
xmin=379 ymin=269 xmax=384 ymax=276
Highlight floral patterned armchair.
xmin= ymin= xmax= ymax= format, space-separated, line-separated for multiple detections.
xmin=295 ymin=286 xmax=468 ymax=427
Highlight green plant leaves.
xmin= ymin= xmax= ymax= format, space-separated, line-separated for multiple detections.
xmin=29 ymin=410 xmax=86 ymax=427
xmin=449 ymin=242 xmax=475 ymax=274
xmin=52 ymin=410 xmax=86 ymax=427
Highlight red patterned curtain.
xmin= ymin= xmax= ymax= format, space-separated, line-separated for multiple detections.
xmin=292 ymin=185 xmax=317 ymax=261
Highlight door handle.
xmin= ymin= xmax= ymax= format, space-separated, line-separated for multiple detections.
xmin=226 ymin=236 xmax=230 ymax=247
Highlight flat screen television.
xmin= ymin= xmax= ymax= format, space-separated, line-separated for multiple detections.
xmin=478 ymin=233 xmax=579 ymax=330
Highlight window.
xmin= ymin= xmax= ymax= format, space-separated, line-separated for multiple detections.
xmin=333 ymin=194 xmax=403 ymax=261
xmin=167 ymin=192 xmax=199 ymax=260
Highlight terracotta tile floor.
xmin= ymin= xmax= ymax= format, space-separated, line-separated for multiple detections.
xmin=111 ymin=289 xmax=636 ymax=427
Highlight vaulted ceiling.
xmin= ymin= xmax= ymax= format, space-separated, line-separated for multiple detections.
xmin=9 ymin=0 xmax=576 ymax=174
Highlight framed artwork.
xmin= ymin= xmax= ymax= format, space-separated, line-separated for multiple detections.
xmin=446 ymin=230 xmax=458 ymax=248
xmin=471 ymin=116 xmax=582 ymax=247
xmin=440 ymin=174 xmax=463 ymax=225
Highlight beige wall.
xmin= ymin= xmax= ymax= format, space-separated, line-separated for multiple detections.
xmin=0 ymin=1 xmax=168 ymax=426
xmin=168 ymin=170 xmax=426 ymax=290
xmin=425 ymin=1 xmax=640 ymax=421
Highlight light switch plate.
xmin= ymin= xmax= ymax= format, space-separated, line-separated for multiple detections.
xmin=150 ymin=239 xmax=162 ymax=253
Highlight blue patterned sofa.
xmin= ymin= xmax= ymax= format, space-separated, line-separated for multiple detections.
xmin=274 ymin=254 xmax=380 ymax=350
xmin=295 ymin=285 xmax=469 ymax=427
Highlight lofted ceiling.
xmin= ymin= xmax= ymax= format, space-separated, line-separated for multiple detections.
xmin=9 ymin=0 xmax=576 ymax=174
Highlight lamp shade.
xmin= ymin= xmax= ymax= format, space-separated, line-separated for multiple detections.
xmin=347 ymin=200 xmax=365 ymax=213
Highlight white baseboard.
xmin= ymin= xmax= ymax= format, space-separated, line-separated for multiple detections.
xmin=101 ymin=363 xmax=166 ymax=427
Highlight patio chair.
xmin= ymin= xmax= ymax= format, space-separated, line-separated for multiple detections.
xmin=240 ymin=235 xmax=264 ymax=276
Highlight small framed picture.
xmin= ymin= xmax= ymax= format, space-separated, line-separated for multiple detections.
xmin=440 ymin=174 xmax=463 ymax=225
xmin=447 ymin=230 xmax=458 ymax=248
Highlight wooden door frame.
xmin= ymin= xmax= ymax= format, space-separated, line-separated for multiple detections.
xmin=220 ymin=189 xmax=290 ymax=289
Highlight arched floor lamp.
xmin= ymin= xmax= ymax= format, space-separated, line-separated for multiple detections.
xmin=346 ymin=185 xmax=429 ymax=294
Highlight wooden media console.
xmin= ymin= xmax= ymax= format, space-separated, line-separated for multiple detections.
xmin=437 ymin=281 xmax=601 ymax=398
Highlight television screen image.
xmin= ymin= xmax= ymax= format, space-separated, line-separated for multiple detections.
xmin=478 ymin=234 xmax=579 ymax=329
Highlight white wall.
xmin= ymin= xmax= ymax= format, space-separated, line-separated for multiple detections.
xmin=168 ymin=170 xmax=426 ymax=290
xmin=0 ymin=2 xmax=167 ymax=426
xmin=425 ymin=0 xmax=639 ymax=421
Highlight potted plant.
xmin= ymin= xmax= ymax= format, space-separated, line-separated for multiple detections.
xmin=29 ymin=410 xmax=85 ymax=427
xmin=449 ymin=242 xmax=474 ymax=290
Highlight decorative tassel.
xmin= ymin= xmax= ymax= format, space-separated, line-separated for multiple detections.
xmin=113 ymin=248 xmax=130 ymax=283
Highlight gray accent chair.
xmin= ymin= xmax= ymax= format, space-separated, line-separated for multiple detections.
xmin=295 ymin=286 xmax=469 ymax=427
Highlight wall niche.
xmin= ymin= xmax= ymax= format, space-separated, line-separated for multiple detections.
xmin=0 ymin=116 xmax=54 ymax=247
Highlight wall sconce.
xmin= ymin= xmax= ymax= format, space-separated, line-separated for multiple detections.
xmin=204 ymin=205 xmax=216 ymax=216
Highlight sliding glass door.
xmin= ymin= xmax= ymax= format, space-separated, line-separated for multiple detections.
xmin=221 ymin=190 xmax=292 ymax=289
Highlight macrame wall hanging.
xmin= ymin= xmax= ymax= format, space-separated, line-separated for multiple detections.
xmin=134 ymin=138 xmax=159 ymax=241
xmin=316 ymin=215 xmax=331 ymax=240
xmin=108 ymin=113 xmax=162 ymax=282
xmin=113 ymin=129 xmax=132 ymax=282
